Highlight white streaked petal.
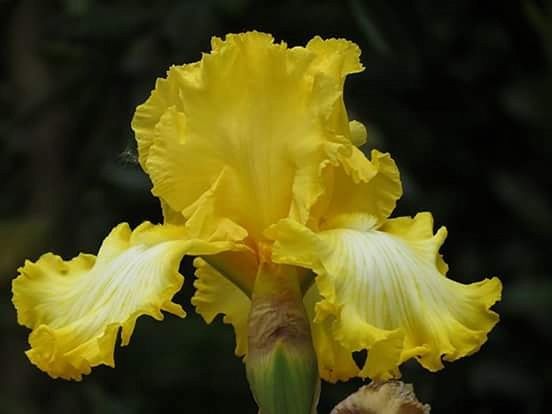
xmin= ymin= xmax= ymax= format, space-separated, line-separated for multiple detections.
xmin=269 ymin=215 xmax=502 ymax=379
xmin=12 ymin=222 xmax=239 ymax=380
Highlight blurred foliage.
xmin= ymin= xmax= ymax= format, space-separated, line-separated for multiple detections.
xmin=1 ymin=0 xmax=551 ymax=413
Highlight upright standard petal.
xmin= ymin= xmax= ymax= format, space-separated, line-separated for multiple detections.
xmin=269 ymin=214 xmax=502 ymax=379
xmin=318 ymin=149 xmax=402 ymax=231
xmin=133 ymin=32 xmax=366 ymax=241
xmin=12 ymin=222 xmax=241 ymax=380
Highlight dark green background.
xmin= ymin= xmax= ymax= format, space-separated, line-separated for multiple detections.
xmin=1 ymin=0 xmax=551 ymax=413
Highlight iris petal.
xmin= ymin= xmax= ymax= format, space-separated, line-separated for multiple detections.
xmin=269 ymin=214 xmax=501 ymax=379
xmin=304 ymin=284 xmax=360 ymax=383
xmin=12 ymin=222 xmax=240 ymax=380
xmin=319 ymin=149 xmax=402 ymax=231
xmin=191 ymin=258 xmax=251 ymax=357
xmin=133 ymin=32 xmax=366 ymax=240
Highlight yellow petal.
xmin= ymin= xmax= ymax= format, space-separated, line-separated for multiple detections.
xmin=269 ymin=216 xmax=502 ymax=379
xmin=318 ymin=149 xmax=402 ymax=231
xmin=304 ymin=284 xmax=359 ymax=383
xmin=200 ymin=248 xmax=258 ymax=296
xmin=131 ymin=65 xmax=191 ymax=168
xmin=160 ymin=198 xmax=186 ymax=225
xmin=12 ymin=222 xmax=240 ymax=380
xmin=133 ymin=32 xmax=365 ymax=240
xmin=191 ymin=258 xmax=251 ymax=357
xmin=306 ymin=37 xmax=365 ymax=146
xmin=381 ymin=212 xmax=449 ymax=275
xmin=306 ymin=36 xmax=364 ymax=77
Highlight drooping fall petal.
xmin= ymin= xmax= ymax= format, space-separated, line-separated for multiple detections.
xmin=191 ymin=257 xmax=251 ymax=357
xmin=12 ymin=222 xmax=242 ymax=380
xmin=304 ymin=284 xmax=359 ymax=383
xmin=269 ymin=213 xmax=502 ymax=379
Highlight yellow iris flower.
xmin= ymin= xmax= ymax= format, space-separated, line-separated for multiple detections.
xmin=12 ymin=32 xmax=501 ymax=383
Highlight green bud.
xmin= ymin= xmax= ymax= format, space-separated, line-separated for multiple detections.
xmin=245 ymin=263 xmax=320 ymax=414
